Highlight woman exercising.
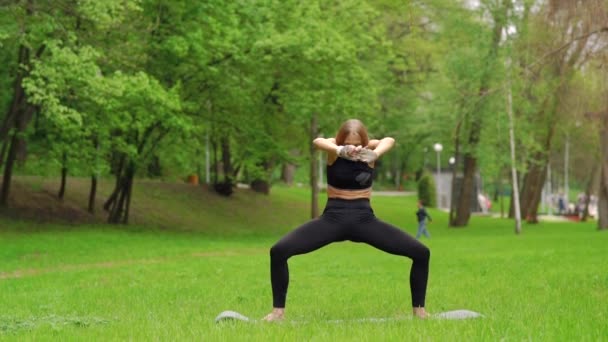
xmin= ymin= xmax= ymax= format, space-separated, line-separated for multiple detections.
xmin=264 ymin=119 xmax=430 ymax=321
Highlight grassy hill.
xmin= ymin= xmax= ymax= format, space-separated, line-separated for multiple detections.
xmin=4 ymin=176 xmax=428 ymax=237
xmin=4 ymin=176 xmax=319 ymax=236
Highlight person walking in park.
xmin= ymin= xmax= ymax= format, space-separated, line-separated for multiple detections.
xmin=415 ymin=200 xmax=432 ymax=239
xmin=264 ymin=119 xmax=431 ymax=321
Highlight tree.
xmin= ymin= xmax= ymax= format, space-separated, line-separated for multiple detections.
xmin=99 ymin=72 xmax=184 ymax=223
xmin=0 ymin=0 xmax=142 ymax=208
xmin=254 ymin=0 xmax=386 ymax=217
xmin=510 ymin=0 xmax=608 ymax=223
xmin=450 ymin=0 xmax=510 ymax=227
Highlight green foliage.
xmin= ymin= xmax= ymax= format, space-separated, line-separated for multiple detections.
xmin=417 ymin=172 xmax=436 ymax=208
xmin=0 ymin=0 xmax=605 ymax=220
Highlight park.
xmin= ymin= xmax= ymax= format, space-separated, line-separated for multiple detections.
xmin=1 ymin=0 xmax=607 ymax=340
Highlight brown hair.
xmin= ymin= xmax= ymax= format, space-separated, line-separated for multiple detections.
xmin=335 ymin=119 xmax=369 ymax=146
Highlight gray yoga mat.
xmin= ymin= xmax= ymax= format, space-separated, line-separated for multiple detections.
xmin=215 ymin=309 xmax=483 ymax=323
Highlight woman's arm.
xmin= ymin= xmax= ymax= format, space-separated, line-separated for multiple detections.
xmin=313 ymin=137 xmax=360 ymax=164
xmin=366 ymin=139 xmax=381 ymax=150
xmin=312 ymin=137 xmax=339 ymax=155
xmin=368 ymin=137 xmax=395 ymax=158
xmin=313 ymin=137 xmax=340 ymax=164
xmin=357 ymin=137 xmax=395 ymax=164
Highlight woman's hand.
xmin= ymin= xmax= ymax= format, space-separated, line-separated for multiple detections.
xmin=337 ymin=146 xmax=378 ymax=162
xmin=336 ymin=145 xmax=360 ymax=161
xmin=357 ymin=148 xmax=378 ymax=163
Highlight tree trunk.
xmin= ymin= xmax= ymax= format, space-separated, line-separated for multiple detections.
xmin=310 ymin=115 xmax=319 ymax=219
xmin=250 ymin=180 xmax=270 ymax=194
xmin=106 ymin=122 xmax=163 ymax=223
xmin=122 ymin=165 xmax=135 ymax=224
xmin=0 ymin=46 xmax=28 ymax=142
xmin=108 ymin=174 xmax=126 ymax=223
xmin=88 ymin=174 xmax=97 ymax=213
xmin=281 ymin=163 xmax=296 ymax=185
xmin=0 ymin=45 xmax=29 ymax=207
xmin=581 ymin=162 xmax=599 ymax=222
xmin=395 ymin=157 xmax=405 ymax=190
xmin=212 ymin=138 xmax=218 ymax=184
xmin=213 ymin=136 xmax=233 ymax=196
xmin=16 ymin=133 xmax=27 ymax=166
xmin=526 ymin=165 xmax=547 ymax=223
xmin=507 ymin=73 xmax=522 ymax=233
xmin=251 ymin=160 xmax=274 ymax=194
xmin=58 ymin=152 xmax=67 ymax=200
xmin=499 ymin=177 xmax=505 ymax=218
xmin=281 ymin=149 xmax=300 ymax=185
xmin=103 ymin=154 xmax=126 ymax=211
xmin=518 ymin=158 xmax=547 ymax=223
xmin=449 ymin=121 xmax=461 ymax=227
xmin=516 ymin=92 xmax=559 ymax=223
xmin=0 ymin=126 xmax=20 ymax=207
xmin=598 ymin=113 xmax=608 ymax=230
xmin=0 ymin=105 xmax=33 ymax=207
xmin=519 ymin=168 xmax=534 ymax=220
xmin=196 ymin=147 xmax=203 ymax=187
xmin=508 ymin=178 xmax=515 ymax=219
xmin=0 ymin=35 xmax=45 ymax=206
xmin=452 ymin=154 xmax=476 ymax=226
xmin=0 ymin=138 xmax=8 ymax=172
xmin=108 ymin=162 xmax=136 ymax=224
xmin=222 ymin=137 xmax=232 ymax=182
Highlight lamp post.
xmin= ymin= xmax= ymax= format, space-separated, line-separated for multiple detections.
xmin=448 ymin=156 xmax=455 ymax=210
xmin=433 ymin=143 xmax=443 ymax=177
xmin=434 ymin=143 xmax=443 ymax=207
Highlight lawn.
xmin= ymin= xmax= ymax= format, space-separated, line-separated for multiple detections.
xmin=1 ymin=182 xmax=606 ymax=341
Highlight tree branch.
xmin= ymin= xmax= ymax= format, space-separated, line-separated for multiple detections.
xmin=525 ymin=26 xmax=608 ymax=70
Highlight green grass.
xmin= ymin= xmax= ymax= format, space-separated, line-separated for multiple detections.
xmin=1 ymin=181 xmax=607 ymax=341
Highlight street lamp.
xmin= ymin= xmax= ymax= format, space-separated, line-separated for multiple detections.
xmin=449 ymin=156 xmax=455 ymax=166
xmin=433 ymin=143 xmax=443 ymax=177
xmin=434 ymin=143 xmax=443 ymax=207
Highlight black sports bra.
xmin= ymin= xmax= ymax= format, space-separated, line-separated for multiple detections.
xmin=327 ymin=158 xmax=374 ymax=190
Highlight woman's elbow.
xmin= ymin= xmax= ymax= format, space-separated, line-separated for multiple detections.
xmin=384 ymin=137 xmax=395 ymax=146
xmin=312 ymin=137 xmax=325 ymax=148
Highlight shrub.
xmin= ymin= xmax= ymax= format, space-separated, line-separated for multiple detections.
xmin=417 ymin=172 xmax=437 ymax=208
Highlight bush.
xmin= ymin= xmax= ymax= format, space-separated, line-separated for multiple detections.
xmin=417 ymin=173 xmax=436 ymax=208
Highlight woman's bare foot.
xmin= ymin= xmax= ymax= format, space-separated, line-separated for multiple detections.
xmin=413 ymin=307 xmax=429 ymax=319
xmin=262 ymin=308 xmax=285 ymax=321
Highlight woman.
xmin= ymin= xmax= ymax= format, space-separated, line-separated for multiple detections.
xmin=264 ymin=119 xmax=430 ymax=321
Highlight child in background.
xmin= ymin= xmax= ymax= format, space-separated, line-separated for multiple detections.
xmin=416 ymin=200 xmax=432 ymax=239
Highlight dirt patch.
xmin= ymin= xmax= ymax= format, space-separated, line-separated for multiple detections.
xmin=0 ymin=258 xmax=165 ymax=280
xmin=1 ymin=177 xmax=215 ymax=226
xmin=1 ymin=176 xmax=279 ymax=231
xmin=2 ymin=181 xmax=100 ymax=224
xmin=0 ymin=248 xmax=265 ymax=280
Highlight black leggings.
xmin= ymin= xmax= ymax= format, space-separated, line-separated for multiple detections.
xmin=270 ymin=198 xmax=430 ymax=308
